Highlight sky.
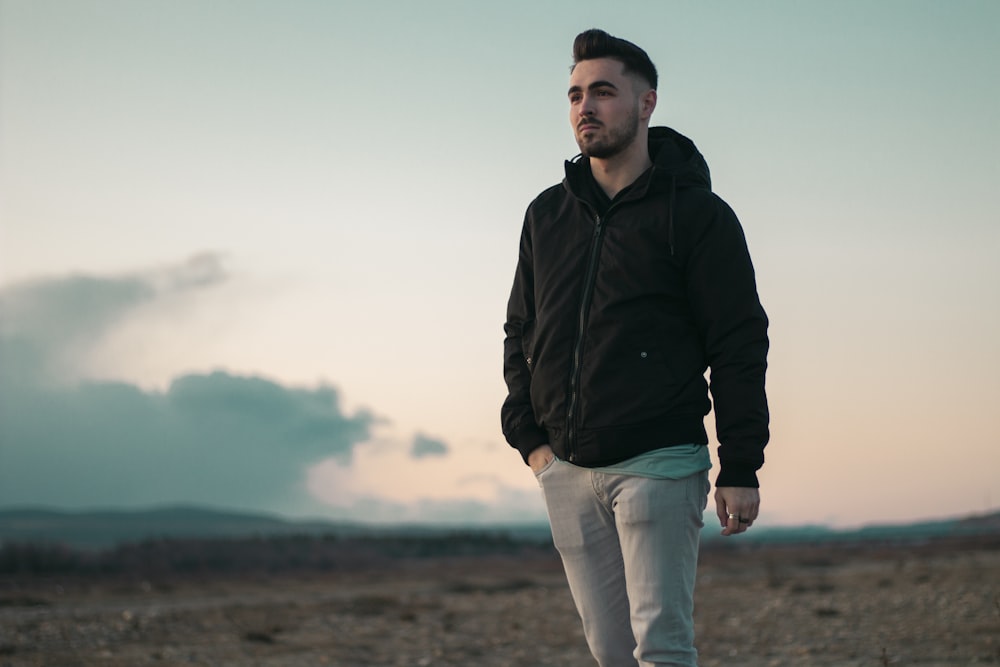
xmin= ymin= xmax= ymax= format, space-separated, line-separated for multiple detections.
xmin=1 ymin=0 xmax=998 ymax=529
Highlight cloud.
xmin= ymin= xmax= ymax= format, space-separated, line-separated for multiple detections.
xmin=0 ymin=253 xmax=227 ymax=384
xmin=410 ymin=433 xmax=449 ymax=459
xmin=0 ymin=256 xmax=544 ymax=524
xmin=0 ymin=257 xmax=374 ymax=515
xmin=0 ymin=370 xmax=374 ymax=513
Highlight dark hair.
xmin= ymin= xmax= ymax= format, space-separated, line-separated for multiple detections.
xmin=572 ymin=29 xmax=658 ymax=91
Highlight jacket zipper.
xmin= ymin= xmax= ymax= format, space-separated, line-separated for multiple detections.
xmin=565 ymin=212 xmax=605 ymax=462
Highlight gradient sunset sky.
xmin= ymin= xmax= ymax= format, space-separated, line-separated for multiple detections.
xmin=1 ymin=0 xmax=998 ymax=528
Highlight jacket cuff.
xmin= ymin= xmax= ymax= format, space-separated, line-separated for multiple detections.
xmin=511 ymin=423 xmax=549 ymax=464
xmin=715 ymin=463 xmax=760 ymax=488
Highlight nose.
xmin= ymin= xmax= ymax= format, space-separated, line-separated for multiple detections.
xmin=578 ymin=92 xmax=597 ymax=117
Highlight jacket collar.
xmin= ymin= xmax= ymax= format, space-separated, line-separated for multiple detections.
xmin=563 ymin=126 xmax=712 ymax=201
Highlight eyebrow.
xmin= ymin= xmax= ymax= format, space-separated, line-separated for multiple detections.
xmin=568 ymin=80 xmax=619 ymax=96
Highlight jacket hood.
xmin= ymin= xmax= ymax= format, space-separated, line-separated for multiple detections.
xmin=647 ymin=126 xmax=711 ymax=190
xmin=564 ymin=126 xmax=712 ymax=195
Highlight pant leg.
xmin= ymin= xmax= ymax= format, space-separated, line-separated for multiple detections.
xmin=536 ymin=458 xmax=639 ymax=667
xmin=610 ymin=470 xmax=709 ymax=667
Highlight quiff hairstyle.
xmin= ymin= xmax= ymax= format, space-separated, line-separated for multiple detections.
xmin=571 ymin=29 xmax=658 ymax=91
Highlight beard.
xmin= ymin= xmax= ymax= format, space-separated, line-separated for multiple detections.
xmin=575 ymin=105 xmax=640 ymax=159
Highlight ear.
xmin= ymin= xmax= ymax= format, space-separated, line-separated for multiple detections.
xmin=640 ymin=89 xmax=657 ymax=120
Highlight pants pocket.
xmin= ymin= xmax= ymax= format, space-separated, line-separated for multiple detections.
xmin=533 ymin=456 xmax=559 ymax=485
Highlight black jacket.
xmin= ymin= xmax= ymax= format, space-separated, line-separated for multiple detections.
xmin=501 ymin=127 xmax=769 ymax=488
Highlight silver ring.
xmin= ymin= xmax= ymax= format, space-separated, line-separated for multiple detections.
xmin=728 ymin=512 xmax=737 ymax=519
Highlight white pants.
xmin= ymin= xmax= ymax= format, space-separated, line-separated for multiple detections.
xmin=535 ymin=459 xmax=708 ymax=667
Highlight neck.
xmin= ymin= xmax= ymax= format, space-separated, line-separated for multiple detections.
xmin=589 ymin=132 xmax=652 ymax=199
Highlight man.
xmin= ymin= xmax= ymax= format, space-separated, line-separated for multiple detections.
xmin=501 ymin=29 xmax=769 ymax=666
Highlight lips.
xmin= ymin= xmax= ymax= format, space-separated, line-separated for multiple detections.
xmin=578 ymin=122 xmax=601 ymax=132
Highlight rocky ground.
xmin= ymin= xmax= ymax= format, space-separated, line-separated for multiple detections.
xmin=1 ymin=539 xmax=998 ymax=666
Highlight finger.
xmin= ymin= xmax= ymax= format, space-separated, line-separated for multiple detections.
xmin=715 ymin=491 xmax=729 ymax=528
xmin=733 ymin=499 xmax=759 ymax=523
xmin=722 ymin=511 xmax=741 ymax=536
xmin=724 ymin=508 xmax=756 ymax=535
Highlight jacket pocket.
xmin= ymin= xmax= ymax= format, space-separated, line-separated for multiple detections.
xmin=520 ymin=319 xmax=536 ymax=373
xmin=627 ymin=330 xmax=673 ymax=375
xmin=578 ymin=329 xmax=680 ymax=429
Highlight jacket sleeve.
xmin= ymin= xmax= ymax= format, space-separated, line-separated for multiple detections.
xmin=683 ymin=194 xmax=769 ymax=487
xmin=501 ymin=211 xmax=549 ymax=464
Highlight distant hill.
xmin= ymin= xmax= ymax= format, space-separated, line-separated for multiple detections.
xmin=1 ymin=505 xmax=998 ymax=551
xmin=0 ymin=505 xmax=551 ymax=550
xmin=700 ymin=511 xmax=1000 ymax=546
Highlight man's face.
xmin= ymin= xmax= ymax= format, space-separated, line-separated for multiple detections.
xmin=568 ymin=58 xmax=645 ymax=159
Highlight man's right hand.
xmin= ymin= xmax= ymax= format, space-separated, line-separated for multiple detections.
xmin=527 ymin=444 xmax=555 ymax=473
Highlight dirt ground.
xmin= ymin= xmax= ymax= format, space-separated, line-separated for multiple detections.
xmin=1 ymin=540 xmax=998 ymax=666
